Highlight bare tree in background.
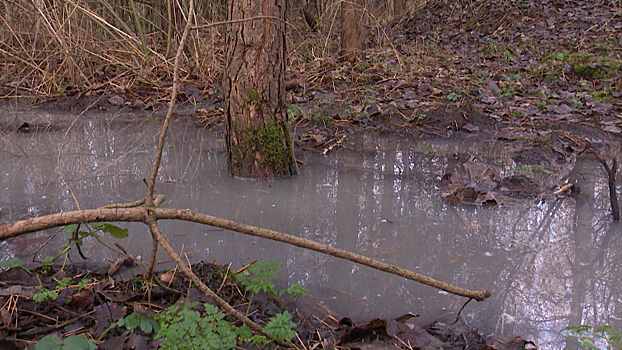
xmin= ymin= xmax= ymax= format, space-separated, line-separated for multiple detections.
xmin=340 ymin=0 xmax=366 ymax=62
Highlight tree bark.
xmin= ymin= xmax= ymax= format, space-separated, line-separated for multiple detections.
xmin=223 ymin=0 xmax=297 ymax=178
xmin=340 ymin=0 xmax=365 ymax=62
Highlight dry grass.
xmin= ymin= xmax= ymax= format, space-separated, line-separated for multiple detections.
xmin=0 ymin=0 xmax=425 ymax=100
xmin=0 ymin=0 xmax=225 ymax=98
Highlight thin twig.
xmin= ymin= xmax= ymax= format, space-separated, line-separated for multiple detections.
xmin=450 ymin=298 xmax=473 ymax=325
xmin=146 ymin=0 xmax=195 ymax=203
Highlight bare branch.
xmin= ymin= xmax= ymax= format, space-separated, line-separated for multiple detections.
xmin=0 ymin=207 xmax=492 ymax=301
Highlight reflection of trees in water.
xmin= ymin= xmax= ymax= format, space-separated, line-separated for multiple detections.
xmin=485 ymin=156 xmax=622 ymax=349
xmin=5 ymin=125 xmax=622 ymax=348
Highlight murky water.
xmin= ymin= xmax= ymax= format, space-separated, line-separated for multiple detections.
xmin=1 ymin=108 xmax=621 ymax=349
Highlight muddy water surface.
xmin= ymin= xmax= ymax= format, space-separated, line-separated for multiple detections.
xmin=1 ymin=109 xmax=621 ymax=349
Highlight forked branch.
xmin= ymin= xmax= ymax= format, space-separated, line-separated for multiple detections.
xmin=0 ymin=207 xmax=491 ymax=301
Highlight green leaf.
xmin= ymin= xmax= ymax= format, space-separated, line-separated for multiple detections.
xmin=0 ymin=257 xmax=24 ymax=269
xmin=33 ymin=286 xmax=58 ymax=302
xmin=62 ymin=335 xmax=97 ymax=350
xmin=140 ymin=317 xmax=160 ymax=334
xmin=122 ymin=313 xmax=142 ymax=330
xmin=235 ymin=325 xmax=253 ymax=342
xmin=280 ymin=283 xmax=309 ymax=298
xmin=77 ymin=279 xmax=91 ymax=290
xmin=35 ymin=335 xmax=96 ymax=350
xmin=263 ymin=311 xmax=297 ymax=342
xmin=35 ymin=335 xmax=64 ymax=350
xmin=56 ymin=277 xmax=73 ymax=289
xmin=102 ymin=223 xmax=128 ymax=238
xmin=63 ymin=224 xmax=78 ymax=233
xmin=90 ymin=223 xmax=128 ymax=238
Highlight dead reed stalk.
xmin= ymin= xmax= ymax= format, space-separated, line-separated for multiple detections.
xmin=0 ymin=0 xmax=224 ymax=98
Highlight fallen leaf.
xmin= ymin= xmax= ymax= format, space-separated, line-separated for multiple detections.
xmin=107 ymin=255 xmax=124 ymax=276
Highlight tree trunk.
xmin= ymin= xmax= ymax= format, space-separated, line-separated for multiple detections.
xmin=223 ymin=0 xmax=298 ymax=178
xmin=340 ymin=0 xmax=365 ymax=62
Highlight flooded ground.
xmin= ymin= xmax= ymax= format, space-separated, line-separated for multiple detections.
xmin=1 ymin=109 xmax=621 ymax=349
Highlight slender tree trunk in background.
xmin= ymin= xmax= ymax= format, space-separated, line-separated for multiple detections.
xmin=223 ymin=0 xmax=298 ymax=178
xmin=340 ymin=0 xmax=365 ymax=62
xmin=394 ymin=0 xmax=406 ymax=15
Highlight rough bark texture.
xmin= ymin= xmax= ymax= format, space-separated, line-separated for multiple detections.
xmin=340 ymin=0 xmax=365 ymax=62
xmin=223 ymin=0 xmax=297 ymax=178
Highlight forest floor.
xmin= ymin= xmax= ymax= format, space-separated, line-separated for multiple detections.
xmin=1 ymin=0 xmax=621 ymax=349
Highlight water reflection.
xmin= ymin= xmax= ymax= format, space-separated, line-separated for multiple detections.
xmin=1 ymin=110 xmax=621 ymax=349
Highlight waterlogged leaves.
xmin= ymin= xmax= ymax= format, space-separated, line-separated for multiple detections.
xmin=441 ymin=162 xmax=499 ymax=205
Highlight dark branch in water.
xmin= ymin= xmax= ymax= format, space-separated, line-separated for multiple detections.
xmin=597 ymin=156 xmax=620 ymax=221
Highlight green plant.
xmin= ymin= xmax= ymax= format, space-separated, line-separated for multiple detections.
xmin=246 ymin=87 xmax=262 ymax=105
xmin=447 ymin=92 xmax=461 ymax=101
xmin=503 ymin=49 xmax=514 ymax=62
xmin=0 ymin=257 xmax=29 ymax=273
xmin=33 ymin=277 xmax=92 ymax=303
xmin=77 ymin=278 xmax=92 ymax=291
xmin=118 ymin=312 xmax=160 ymax=334
xmin=570 ymin=98 xmax=583 ymax=108
xmin=484 ymin=40 xmax=498 ymax=54
xmin=33 ymin=286 xmax=59 ymax=303
xmin=565 ymin=325 xmax=622 ymax=349
xmin=263 ymin=311 xmax=297 ymax=342
xmin=235 ymin=261 xmax=279 ymax=314
xmin=35 ymin=334 xmax=97 ymax=350
xmin=287 ymin=104 xmax=305 ymax=120
xmin=235 ymin=261 xmax=309 ymax=310
xmin=511 ymin=162 xmax=553 ymax=175
xmin=56 ymin=277 xmax=73 ymax=290
xmin=44 ymin=223 xmax=129 ymax=268
xmin=355 ymin=60 xmax=370 ymax=72
xmin=280 ymin=283 xmax=309 ymax=304
xmin=541 ymin=51 xmax=571 ymax=63
xmin=154 ymin=302 xmax=251 ymax=350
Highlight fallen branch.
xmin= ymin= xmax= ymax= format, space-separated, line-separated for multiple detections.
xmin=145 ymin=218 xmax=265 ymax=334
xmin=0 ymin=206 xmax=492 ymax=301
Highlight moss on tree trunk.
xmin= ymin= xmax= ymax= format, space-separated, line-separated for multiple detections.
xmin=228 ymin=118 xmax=297 ymax=178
